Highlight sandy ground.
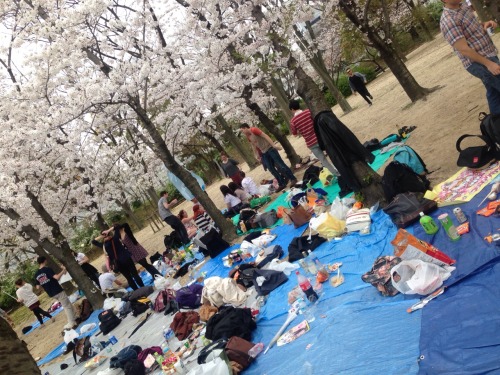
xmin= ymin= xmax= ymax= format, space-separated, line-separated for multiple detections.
xmin=20 ymin=32 xmax=500 ymax=362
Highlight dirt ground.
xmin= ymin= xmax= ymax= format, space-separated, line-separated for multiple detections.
xmin=22 ymin=32 xmax=499 ymax=362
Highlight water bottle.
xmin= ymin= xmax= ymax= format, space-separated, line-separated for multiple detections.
xmin=306 ymin=251 xmax=318 ymax=275
xmin=248 ymin=343 xmax=264 ymax=358
xmin=90 ymin=336 xmax=103 ymax=354
xmin=419 ymin=212 xmax=438 ymax=235
xmin=295 ymin=271 xmax=318 ymax=303
xmin=438 ymin=213 xmax=460 ymax=241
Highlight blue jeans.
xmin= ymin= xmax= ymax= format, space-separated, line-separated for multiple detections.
xmin=262 ymin=147 xmax=296 ymax=186
xmin=467 ymin=56 xmax=500 ymax=115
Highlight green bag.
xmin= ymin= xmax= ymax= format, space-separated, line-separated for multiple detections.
xmin=250 ymin=196 xmax=271 ymax=209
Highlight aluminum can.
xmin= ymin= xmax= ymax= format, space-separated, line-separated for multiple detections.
xmin=453 ymin=207 xmax=467 ymax=224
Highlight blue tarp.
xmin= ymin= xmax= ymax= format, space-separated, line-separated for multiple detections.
xmin=417 ymin=189 xmax=500 ymax=374
xmin=201 ymin=211 xmax=422 ymax=374
xmin=23 ymin=306 xmax=63 ymax=335
xmin=37 ymin=309 xmax=103 ymax=366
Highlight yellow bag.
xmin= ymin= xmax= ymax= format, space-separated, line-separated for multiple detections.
xmin=319 ymin=168 xmax=334 ymax=186
xmin=310 ymin=212 xmax=345 ymax=239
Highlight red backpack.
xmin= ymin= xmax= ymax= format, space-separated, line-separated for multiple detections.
xmin=153 ymin=289 xmax=175 ymax=313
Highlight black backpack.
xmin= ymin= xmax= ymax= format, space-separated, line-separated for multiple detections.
xmin=382 ymin=161 xmax=430 ymax=202
xmin=480 ymin=112 xmax=500 ymax=158
xmin=98 ymin=309 xmax=121 ymax=334
xmin=301 ymin=165 xmax=322 ymax=188
xmin=164 ymin=231 xmax=183 ymax=249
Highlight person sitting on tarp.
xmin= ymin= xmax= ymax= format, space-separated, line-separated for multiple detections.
xmin=178 ymin=209 xmax=198 ymax=239
xmin=228 ymin=182 xmax=250 ymax=205
xmin=240 ymin=171 xmax=260 ymax=197
xmin=220 ymin=185 xmax=248 ymax=218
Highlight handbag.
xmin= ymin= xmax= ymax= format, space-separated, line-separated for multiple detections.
xmin=383 ymin=192 xmax=437 ymax=228
xmin=224 ymin=336 xmax=255 ymax=369
xmin=252 ymin=210 xmax=279 ymax=228
xmin=456 ymin=134 xmax=495 ymax=169
xmin=345 ymin=208 xmax=371 ymax=232
xmin=284 ymin=205 xmax=312 ymax=228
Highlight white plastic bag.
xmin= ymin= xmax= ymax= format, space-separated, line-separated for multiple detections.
xmin=391 ymin=259 xmax=454 ymax=295
xmin=187 ymin=356 xmax=230 ymax=375
xmin=330 ymin=197 xmax=349 ymax=220
xmin=79 ymin=323 xmax=96 ymax=334
xmin=102 ymin=297 xmax=119 ymax=311
xmin=154 ymin=274 xmax=170 ymax=290
xmin=251 ymin=234 xmax=277 ymax=248
xmin=63 ymin=329 xmax=79 ymax=344
xmin=240 ymin=240 xmax=260 ymax=257
xmin=262 ymin=259 xmax=299 ymax=275
xmin=153 ymin=260 xmax=169 ymax=275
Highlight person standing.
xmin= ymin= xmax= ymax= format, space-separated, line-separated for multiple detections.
xmin=239 ymin=123 xmax=297 ymax=191
xmin=440 ymin=0 xmax=499 ymax=114
xmin=117 ymin=223 xmax=162 ymax=278
xmin=158 ymin=191 xmax=190 ymax=245
xmin=94 ymin=228 xmax=145 ymax=290
xmin=15 ymin=278 xmax=53 ymax=326
xmin=220 ymin=154 xmax=243 ymax=186
xmin=347 ymin=69 xmax=373 ymax=106
xmin=34 ymin=257 xmax=76 ymax=329
xmin=289 ymin=100 xmax=340 ymax=176
xmin=71 ymin=251 xmax=100 ymax=289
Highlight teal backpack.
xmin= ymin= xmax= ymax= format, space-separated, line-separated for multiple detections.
xmin=393 ymin=145 xmax=428 ymax=175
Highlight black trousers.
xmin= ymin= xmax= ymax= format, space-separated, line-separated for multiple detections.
xmin=137 ymin=258 xmax=162 ymax=277
xmin=118 ymin=257 xmax=144 ymax=290
xmin=164 ymin=215 xmax=190 ymax=245
xmin=81 ymin=263 xmax=101 ymax=289
xmin=31 ymin=305 xmax=52 ymax=325
xmin=358 ymin=87 xmax=373 ymax=105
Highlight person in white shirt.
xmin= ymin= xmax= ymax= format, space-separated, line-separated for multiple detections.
xmin=240 ymin=171 xmax=260 ymax=197
xmin=98 ymin=265 xmax=123 ymax=292
xmin=15 ymin=278 xmax=53 ymax=326
xmin=71 ymin=250 xmax=100 ymax=288
xmin=220 ymin=185 xmax=246 ymax=217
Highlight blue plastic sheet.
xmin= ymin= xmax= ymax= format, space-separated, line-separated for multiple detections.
xmin=201 ymin=211 xmax=422 ymax=374
xmin=23 ymin=306 xmax=63 ymax=335
xmin=37 ymin=309 xmax=103 ymax=366
xmin=416 ymin=189 xmax=500 ymax=374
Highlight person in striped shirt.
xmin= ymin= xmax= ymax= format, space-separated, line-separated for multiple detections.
xmin=440 ymin=0 xmax=499 ymax=114
xmin=289 ymin=100 xmax=339 ymax=176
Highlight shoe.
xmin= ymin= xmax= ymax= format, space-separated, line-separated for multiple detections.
xmin=289 ymin=179 xmax=298 ymax=188
xmin=275 ymin=185 xmax=286 ymax=193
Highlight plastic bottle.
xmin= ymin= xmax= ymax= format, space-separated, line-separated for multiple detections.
xmin=438 ymin=213 xmax=460 ymax=241
xmin=90 ymin=336 xmax=103 ymax=354
xmin=153 ymin=352 xmax=164 ymax=366
xmin=295 ymin=271 xmax=318 ymax=303
xmin=419 ymin=212 xmax=439 ymax=235
xmin=248 ymin=343 xmax=265 ymax=358
xmin=306 ymin=251 xmax=318 ymax=275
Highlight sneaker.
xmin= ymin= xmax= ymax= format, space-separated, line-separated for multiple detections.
xmin=275 ymin=185 xmax=286 ymax=193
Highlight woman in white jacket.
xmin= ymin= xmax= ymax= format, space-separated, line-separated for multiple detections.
xmin=15 ymin=278 xmax=53 ymax=325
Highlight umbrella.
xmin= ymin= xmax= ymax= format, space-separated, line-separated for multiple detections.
xmin=263 ymin=309 xmax=297 ymax=355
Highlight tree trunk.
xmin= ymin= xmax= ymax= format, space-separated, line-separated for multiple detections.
xmin=338 ymin=0 xmax=430 ymax=103
xmin=215 ymin=114 xmax=259 ymax=170
xmin=293 ymin=24 xmax=353 ymax=114
xmin=146 ymin=186 xmax=160 ymax=204
xmin=128 ymin=97 xmax=238 ymax=243
xmin=115 ymin=193 xmax=143 ymax=229
xmin=289 ymin=59 xmax=386 ymax=205
xmin=200 ymin=130 xmax=225 ymax=153
xmin=32 ymin=245 xmax=60 ymax=273
xmin=4 ymin=193 xmax=105 ymax=309
xmin=470 ymin=0 xmax=496 ymax=22
xmin=0 ymin=317 xmax=40 ymax=375
xmin=242 ymin=85 xmax=301 ymax=166
xmin=270 ymin=77 xmax=293 ymax=123
xmin=95 ymin=212 xmax=108 ymax=231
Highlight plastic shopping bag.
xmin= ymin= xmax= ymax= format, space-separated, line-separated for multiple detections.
xmin=330 ymin=196 xmax=349 ymax=220
xmin=309 ymin=212 xmax=345 ymax=239
xmin=390 ymin=259 xmax=454 ymax=295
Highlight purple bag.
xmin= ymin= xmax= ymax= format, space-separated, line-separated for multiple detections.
xmin=175 ymin=283 xmax=203 ymax=309
xmin=137 ymin=346 xmax=162 ymax=363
